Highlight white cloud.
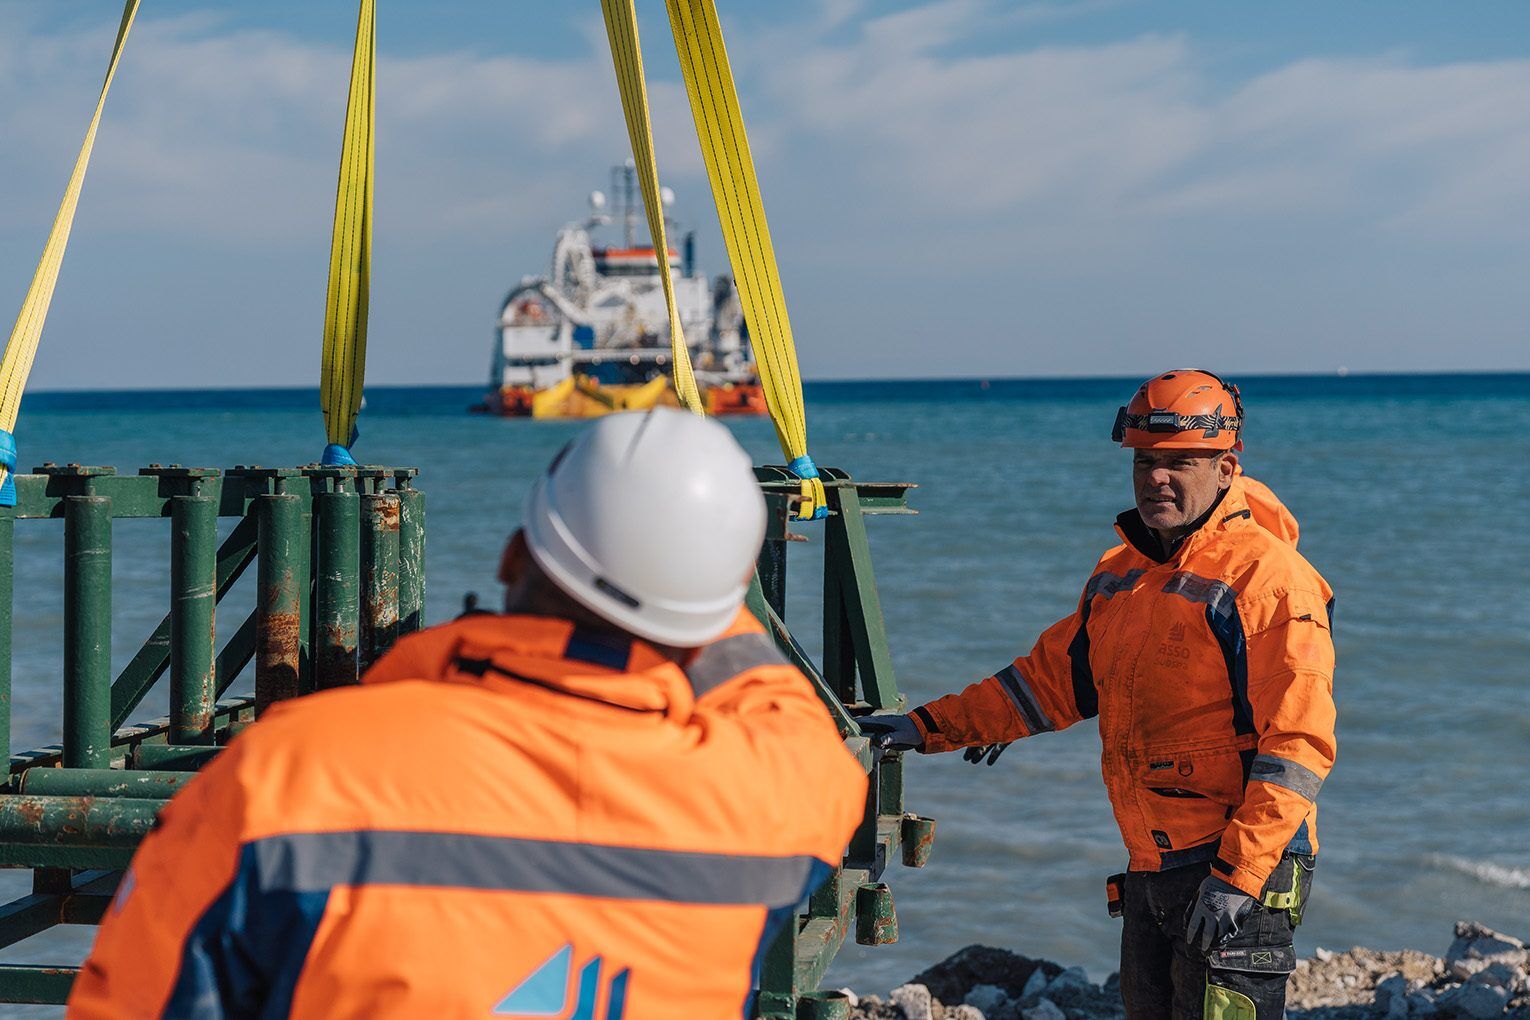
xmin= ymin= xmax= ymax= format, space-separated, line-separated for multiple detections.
xmin=1 ymin=0 xmax=1527 ymax=388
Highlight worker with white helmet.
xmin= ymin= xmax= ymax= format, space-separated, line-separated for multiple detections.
xmin=71 ymin=408 xmax=869 ymax=1019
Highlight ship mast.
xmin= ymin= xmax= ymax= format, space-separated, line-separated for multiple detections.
xmin=612 ymin=160 xmax=640 ymax=249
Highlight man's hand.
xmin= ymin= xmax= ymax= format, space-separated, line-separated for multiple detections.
xmin=962 ymin=742 xmax=1011 ymax=766
xmin=1186 ymin=875 xmax=1255 ymax=952
xmin=856 ymin=714 xmax=923 ymax=752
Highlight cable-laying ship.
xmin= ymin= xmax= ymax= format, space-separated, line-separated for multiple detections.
xmin=480 ymin=164 xmax=766 ymax=418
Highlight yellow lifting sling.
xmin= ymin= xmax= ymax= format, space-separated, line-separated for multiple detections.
xmin=600 ymin=0 xmax=705 ymax=416
xmin=0 ymin=0 xmax=141 ymax=504
xmin=602 ymin=0 xmax=828 ymax=521
xmin=319 ymin=0 xmax=376 ymax=466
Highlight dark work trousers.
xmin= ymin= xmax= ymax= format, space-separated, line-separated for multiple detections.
xmin=1119 ymin=854 xmax=1314 ymax=1020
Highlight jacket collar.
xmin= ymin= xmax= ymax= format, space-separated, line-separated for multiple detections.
xmin=403 ymin=613 xmax=698 ymax=721
xmin=1114 ymin=483 xmax=1253 ymax=564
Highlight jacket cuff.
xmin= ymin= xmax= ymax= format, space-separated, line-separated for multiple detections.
xmin=909 ymin=705 xmax=941 ymax=753
xmin=1211 ymin=855 xmax=1269 ymax=900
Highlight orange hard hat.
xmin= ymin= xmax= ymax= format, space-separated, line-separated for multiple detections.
xmin=1112 ymin=369 xmax=1244 ymax=450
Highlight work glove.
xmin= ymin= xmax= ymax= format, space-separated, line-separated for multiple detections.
xmin=963 ymin=742 xmax=1011 ymax=766
xmin=1186 ymin=875 xmax=1255 ymax=953
xmin=856 ymin=714 xmax=924 ymax=752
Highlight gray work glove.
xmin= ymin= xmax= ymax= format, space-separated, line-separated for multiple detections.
xmin=963 ymin=742 xmax=1011 ymax=766
xmin=856 ymin=714 xmax=923 ymax=752
xmin=1186 ymin=875 xmax=1255 ymax=953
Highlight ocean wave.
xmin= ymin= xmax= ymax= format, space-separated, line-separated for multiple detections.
xmin=1427 ymin=854 xmax=1530 ymax=890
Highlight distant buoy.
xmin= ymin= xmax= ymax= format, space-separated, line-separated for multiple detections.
xmin=1337 ymin=366 xmax=1350 ymax=377
xmin=979 ymin=380 xmax=991 ymax=390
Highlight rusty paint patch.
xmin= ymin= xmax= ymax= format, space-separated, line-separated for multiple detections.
xmin=255 ymin=609 xmax=303 ymax=710
xmin=373 ymin=498 xmax=400 ymax=533
xmin=16 ymin=798 xmax=45 ymax=827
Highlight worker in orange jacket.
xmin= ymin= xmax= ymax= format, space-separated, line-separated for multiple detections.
xmin=70 ymin=408 xmax=868 ymax=1020
xmin=863 ymin=370 xmax=1335 ymax=1020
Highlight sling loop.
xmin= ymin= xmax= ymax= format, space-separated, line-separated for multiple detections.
xmin=664 ymin=0 xmax=828 ymax=520
xmin=318 ymin=0 xmax=376 ymax=466
xmin=599 ymin=0 xmax=705 ymax=416
xmin=601 ymin=0 xmax=827 ymax=519
xmin=0 ymin=0 xmax=140 ymax=505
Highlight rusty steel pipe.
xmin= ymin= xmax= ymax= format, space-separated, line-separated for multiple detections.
xmin=255 ymin=494 xmax=304 ymax=713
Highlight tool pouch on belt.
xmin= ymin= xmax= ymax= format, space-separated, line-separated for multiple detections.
xmin=1105 ymin=873 xmax=1125 ymax=918
xmin=1259 ymin=853 xmax=1314 ymax=927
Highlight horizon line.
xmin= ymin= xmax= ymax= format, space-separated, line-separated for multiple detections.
xmin=21 ymin=367 xmax=1530 ymax=396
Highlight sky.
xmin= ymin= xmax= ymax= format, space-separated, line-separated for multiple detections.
xmin=2 ymin=0 xmax=1530 ymax=390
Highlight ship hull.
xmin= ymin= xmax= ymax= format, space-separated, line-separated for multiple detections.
xmin=483 ymin=376 xmax=766 ymax=419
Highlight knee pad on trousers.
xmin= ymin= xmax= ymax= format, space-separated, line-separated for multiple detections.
xmin=1204 ymin=982 xmax=1257 ymax=1020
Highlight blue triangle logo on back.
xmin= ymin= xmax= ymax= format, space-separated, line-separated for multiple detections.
xmin=493 ymin=943 xmax=572 ymax=1016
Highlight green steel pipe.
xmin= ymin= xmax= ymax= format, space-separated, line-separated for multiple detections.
xmin=170 ymin=495 xmax=217 ymax=743
xmin=255 ymin=494 xmax=304 ymax=712
xmin=900 ymin=814 xmax=936 ymax=868
xmin=18 ymin=768 xmax=193 ymax=799
xmin=756 ymin=493 xmax=789 ymax=619
xmin=396 ymin=488 xmax=425 ymax=634
xmin=131 ymin=743 xmax=220 ymax=772
xmin=63 ymin=497 xmax=112 ymax=769
xmin=854 ymin=883 xmax=898 ymax=946
xmin=0 ymin=509 xmax=12 ymax=770
xmin=360 ymin=492 xmax=400 ymax=672
xmin=797 ymin=992 xmax=852 ymax=1020
xmin=0 ymin=796 xmax=160 ymax=845
xmin=314 ymin=491 xmax=360 ymax=689
xmin=0 ymin=965 xmax=78 ymax=1005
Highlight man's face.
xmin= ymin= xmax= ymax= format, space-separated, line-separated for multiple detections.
xmin=1132 ymin=448 xmax=1236 ymax=534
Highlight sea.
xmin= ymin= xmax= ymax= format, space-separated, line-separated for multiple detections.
xmin=0 ymin=372 xmax=1526 ymax=1010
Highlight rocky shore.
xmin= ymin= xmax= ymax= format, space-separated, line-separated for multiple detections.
xmin=840 ymin=923 xmax=1529 ymax=1019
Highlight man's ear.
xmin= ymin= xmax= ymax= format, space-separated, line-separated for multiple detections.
xmin=497 ymin=529 xmax=529 ymax=586
xmin=1218 ymin=451 xmax=1239 ymax=489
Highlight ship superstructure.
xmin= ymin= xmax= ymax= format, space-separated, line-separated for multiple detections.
xmin=483 ymin=164 xmax=763 ymax=417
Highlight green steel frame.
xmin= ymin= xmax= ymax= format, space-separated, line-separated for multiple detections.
xmin=0 ymin=460 xmax=925 ymax=1017
xmin=750 ymin=467 xmax=934 ymax=1020
xmin=0 ymin=463 xmax=424 ymax=1004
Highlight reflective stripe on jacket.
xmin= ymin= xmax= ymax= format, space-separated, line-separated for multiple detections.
xmin=69 ymin=608 xmax=866 ymax=1019
xmin=911 ymin=481 xmax=1335 ymax=898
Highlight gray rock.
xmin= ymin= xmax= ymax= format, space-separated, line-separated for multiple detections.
xmin=1103 ymin=973 xmax=1120 ymax=996
xmin=1376 ymin=973 xmax=1409 ymax=1012
xmin=946 ymin=1007 xmax=987 ymax=1020
xmin=1021 ymin=998 xmax=1066 ymax=1020
xmin=1467 ymin=960 xmax=1520 ymax=988
xmin=965 ymin=984 xmax=1011 ymax=1015
xmin=1315 ymin=947 xmax=1335 ymax=962
xmin=1446 ymin=922 xmax=1527 ymax=981
xmin=1047 ymin=967 xmax=1092 ymax=995
xmin=890 ymin=983 xmax=934 ymax=1020
xmin=1405 ymin=988 xmax=1438 ymax=1017
xmin=1020 ymin=969 xmax=1050 ymax=1001
xmin=1440 ymin=981 xmax=1511 ymax=1019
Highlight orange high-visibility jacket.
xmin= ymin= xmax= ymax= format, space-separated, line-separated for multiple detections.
xmin=70 ymin=609 xmax=866 ymax=1019
xmin=910 ymin=481 xmax=1334 ymax=898
xmin=1233 ymin=466 xmax=1300 ymax=547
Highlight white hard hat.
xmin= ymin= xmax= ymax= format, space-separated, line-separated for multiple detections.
xmin=522 ymin=407 xmax=767 ymax=647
